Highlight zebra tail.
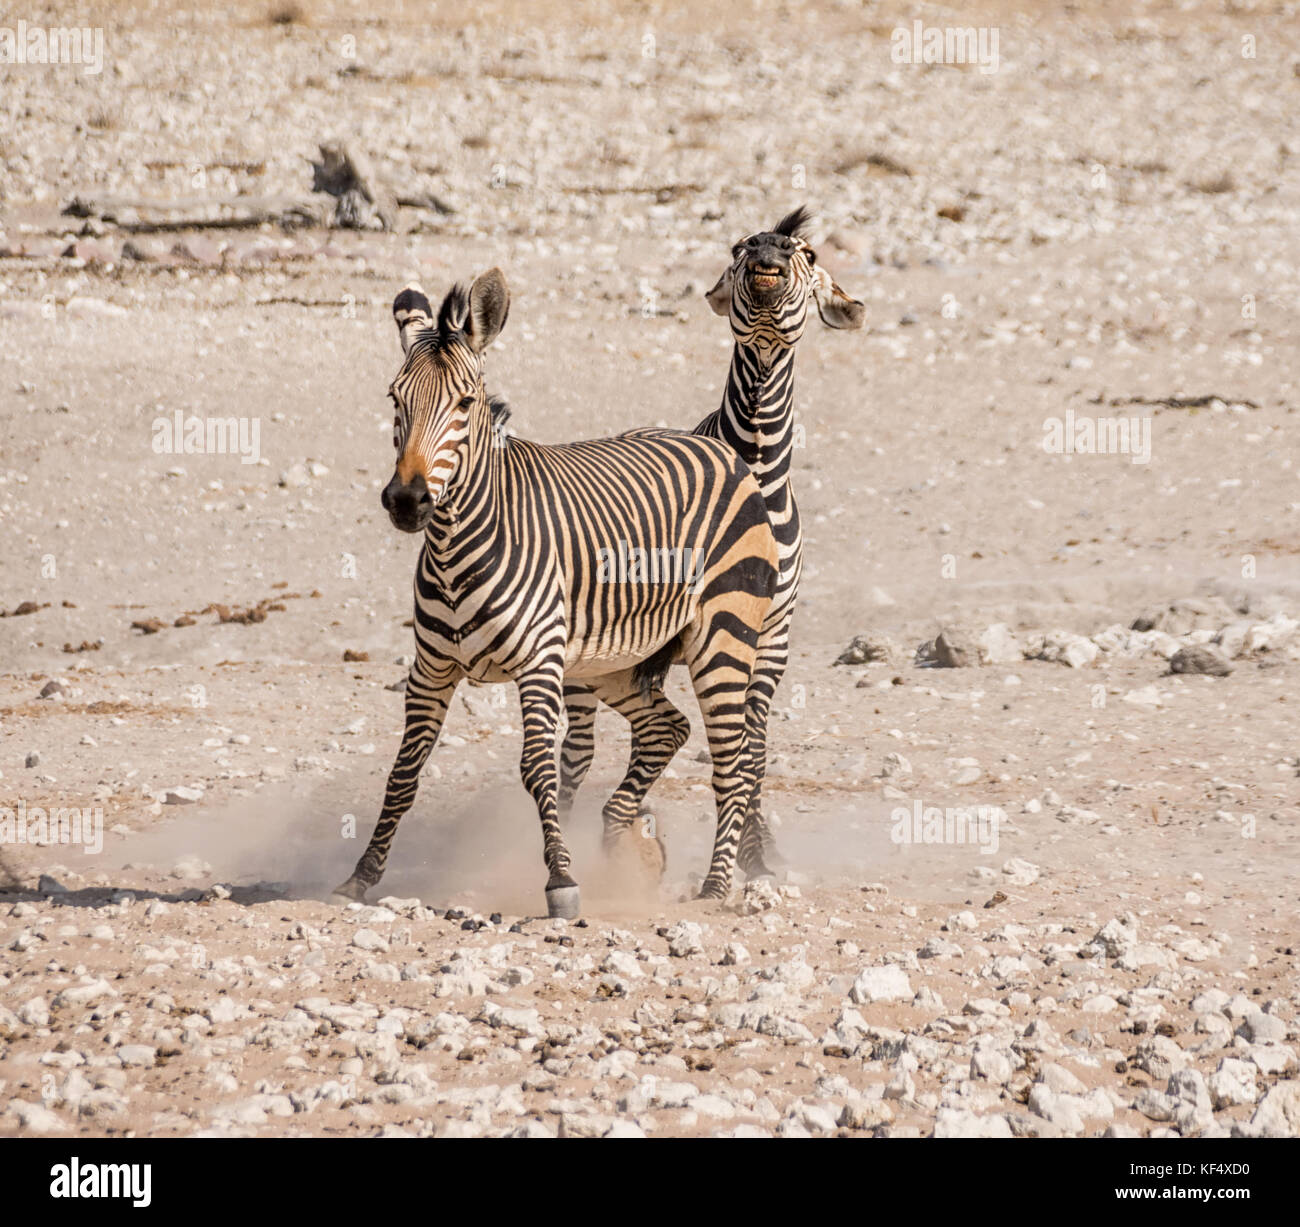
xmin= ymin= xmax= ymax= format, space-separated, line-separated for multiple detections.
xmin=631 ymin=637 xmax=678 ymax=698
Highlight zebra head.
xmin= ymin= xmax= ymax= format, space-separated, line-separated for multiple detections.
xmin=705 ymin=206 xmax=865 ymax=348
xmin=381 ymin=269 xmax=511 ymax=532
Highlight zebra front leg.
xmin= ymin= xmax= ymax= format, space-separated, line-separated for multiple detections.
xmin=333 ymin=660 xmax=461 ymax=901
xmin=518 ymin=669 xmax=580 ymax=918
xmin=557 ymin=682 xmax=598 ymax=818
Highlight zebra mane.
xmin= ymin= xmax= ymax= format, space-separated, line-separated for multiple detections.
xmin=773 ymin=205 xmax=813 ymax=239
xmin=437 ymin=283 xmax=470 ymax=339
xmin=487 ymin=394 xmax=512 ymax=429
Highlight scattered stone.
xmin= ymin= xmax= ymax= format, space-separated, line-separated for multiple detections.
xmin=162 ymin=786 xmax=204 ymax=805
xmin=835 ymin=634 xmax=900 ymax=666
xmin=1239 ymin=1081 xmax=1300 ymax=1138
xmin=735 ymin=878 xmax=781 ymax=915
xmin=933 ymin=627 xmax=977 ymax=668
xmin=849 ymin=965 xmax=912 ymax=1004
xmin=933 ymin=1108 xmax=1012 ymax=1138
xmin=664 ymin=921 xmax=705 ymax=958
xmin=1169 ymin=645 xmax=1233 ymax=676
xmin=978 ymin=623 xmax=1024 ymax=665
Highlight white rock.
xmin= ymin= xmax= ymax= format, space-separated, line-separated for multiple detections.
xmin=17 ymin=997 xmax=50 ymax=1026
xmin=1240 ymin=1081 xmax=1300 ymax=1138
xmin=736 ymin=878 xmax=781 ymax=915
xmin=1121 ymin=685 xmax=1163 ymax=708
xmin=117 ymin=1044 xmax=157 ymax=1068
xmin=7 ymin=1100 xmax=66 ymax=1133
xmin=971 ymin=1047 xmax=1014 ymax=1084
xmin=1037 ymin=1063 xmax=1087 ymax=1095
xmin=1028 ymin=1085 xmax=1084 ymax=1133
xmin=934 ymin=1108 xmax=1012 ymax=1138
xmin=162 ymin=786 xmax=204 ymax=805
xmin=978 ymin=623 xmax=1023 ymax=665
xmin=1208 ymin=1058 xmax=1257 ymax=1109
xmin=1001 ymin=857 xmax=1040 ymax=886
xmin=664 ymin=921 xmax=705 ymax=957
xmin=1238 ymin=1011 xmax=1287 ymax=1044
xmin=1036 ymin=631 xmax=1098 ymax=668
xmin=1090 ymin=914 xmax=1138 ymax=957
xmin=1245 ymin=1044 xmax=1296 ymax=1076
xmin=352 ymin=928 xmax=389 ymax=952
xmin=600 ymin=951 xmax=642 ymax=979
xmin=849 ymin=965 xmax=913 ymax=1004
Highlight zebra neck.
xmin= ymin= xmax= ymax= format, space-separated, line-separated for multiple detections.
xmin=719 ymin=340 xmax=797 ymax=482
xmin=424 ymin=407 xmax=503 ymax=552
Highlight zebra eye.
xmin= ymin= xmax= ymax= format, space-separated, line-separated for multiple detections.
xmin=803 ymin=248 xmax=817 ymax=265
xmin=459 ymin=394 xmax=475 ymax=409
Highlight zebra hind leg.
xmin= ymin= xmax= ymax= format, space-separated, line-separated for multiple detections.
xmin=680 ymin=625 xmax=762 ymax=901
xmin=333 ymin=661 xmax=461 ymax=902
xmin=585 ymin=671 xmax=690 ymax=872
xmin=557 ymin=682 xmax=598 ymax=818
xmin=518 ymin=669 xmax=581 ymax=918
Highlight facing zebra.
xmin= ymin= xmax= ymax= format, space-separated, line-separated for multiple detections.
xmin=333 ymin=269 xmax=779 ymax=916
xmin=559 ymin=207 xmax=864 ymax=875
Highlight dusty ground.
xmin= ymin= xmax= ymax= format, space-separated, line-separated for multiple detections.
xmin=1 ymin=0 xmax=1298 ymax=1138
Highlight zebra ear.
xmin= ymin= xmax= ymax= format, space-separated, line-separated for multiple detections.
xmin=465 ymin=268 xmax=510 ymax=353
xmin=393 ymin=283 xmax=434 ymax=354
xmin=811 ymin=267 xmax=865 ymax=331
xmin=704 ymin=266 xmax=733 ymax=317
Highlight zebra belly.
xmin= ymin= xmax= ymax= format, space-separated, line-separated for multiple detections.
xmin=565 ymin=647 xmax=663 ymax=679
xmin=562 ymin=614 xmax=691 ymax=678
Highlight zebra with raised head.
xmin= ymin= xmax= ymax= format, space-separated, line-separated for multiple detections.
xmin=333 ymin=269 xmax=779 ymax=916
xmin=559 ymin=206 xmax=864 ymax=878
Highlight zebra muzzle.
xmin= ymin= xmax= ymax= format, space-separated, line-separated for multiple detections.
xmin=381 ymin=471 xmax=433 ymax=532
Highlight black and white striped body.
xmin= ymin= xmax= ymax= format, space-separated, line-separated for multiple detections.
xmin=334 ymin=271 xmax=779 ymax=914
xmin=560 ymin=208 xmax=864 ymax=875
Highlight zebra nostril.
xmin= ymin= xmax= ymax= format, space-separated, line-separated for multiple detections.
xmin=382 ymin=472 xmax=430 ymax=523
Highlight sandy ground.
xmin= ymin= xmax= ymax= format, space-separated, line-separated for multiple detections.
xmin=1 ymin=0 xmax=1298 ymax=1138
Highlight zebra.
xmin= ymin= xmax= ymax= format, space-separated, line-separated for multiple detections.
xmin=558 ymin=206 xmax=864 ymax=877
xmin=332 ymin=268 xmax=780 ymax=917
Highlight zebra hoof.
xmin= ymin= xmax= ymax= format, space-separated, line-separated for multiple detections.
xmin=330 ymin=877 xmax=368 ymax=903
xmin=545 ymin=884 xmax=581 ymax=920
xmin=696 ymin=881 xmax=729 ymax=901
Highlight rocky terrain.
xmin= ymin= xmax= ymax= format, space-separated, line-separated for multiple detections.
xmin=1 ymin=0 xmax=1298 ymax=1138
